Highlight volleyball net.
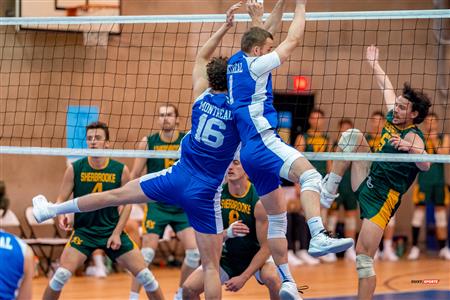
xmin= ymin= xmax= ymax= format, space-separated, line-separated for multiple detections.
xmin=1 ymin=9 xmax=449 ymax=162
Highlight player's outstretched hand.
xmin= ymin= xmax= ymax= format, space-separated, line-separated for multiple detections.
xmin=366 ymin=45 xmax=379 ymax=66
xmin=226 ymin=1 xmax=243 ymax=28
xmin=246 ymin=0 xmax=264 ymax=20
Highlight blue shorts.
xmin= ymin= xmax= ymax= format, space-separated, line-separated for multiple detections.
xmin=240 ymin=129 xmax=302 ymax=196
xmin=139 ymin=164 xmax=223 ymax=234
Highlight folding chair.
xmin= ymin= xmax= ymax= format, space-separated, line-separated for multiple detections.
xmin=24 ymin=207 xmax=68 ymax=275
xmin=0 ymin=209 xmax=27 ymax=238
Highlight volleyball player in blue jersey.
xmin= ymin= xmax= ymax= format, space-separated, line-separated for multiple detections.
xmin=0 ymin=188 xmax=34 ymax=300
xmin=227 ymin=1 xmax=353 ymax=298
xmin=33 ymin=3 xmax=244 ymax=299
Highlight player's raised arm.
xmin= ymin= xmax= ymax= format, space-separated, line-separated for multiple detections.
xmin=366 ymin=45 xmax=396 ymax=111
xmin=246 ymin=0 xmax=286 ymax=34
xmin=192 ymin=1 xmax=242 ymax=99
xmin=246 ymin=0 xmax=264 ymax=28
xmin=274 ymin=0 xmax=306 ymax=63
xmin=263 ymin=0 xmax=286 ymax=35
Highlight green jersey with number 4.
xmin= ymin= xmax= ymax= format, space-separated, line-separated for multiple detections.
xmin=72 ymin=157 xmax=124 ymax=237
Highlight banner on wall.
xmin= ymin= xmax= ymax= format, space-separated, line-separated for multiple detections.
xmin=66 ymin=105 xmax=99 ymax=163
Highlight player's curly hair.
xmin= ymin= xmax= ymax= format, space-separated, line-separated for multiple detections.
xmin=0 ymin=181 xmax=9 ymax=217
xmin=402 ymin=82 xmax=431 ymax=124
xmin=207 ymin=56 xmax=228 ymax=92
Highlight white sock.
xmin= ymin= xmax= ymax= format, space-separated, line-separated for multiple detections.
xmin=384 ymin=239 xmax=393 ymax=250
xmin=176 ymin=287 xmax=183 ymax=296
xmin=129 ymin=291 xmax=140 ymax=300
xmin=325 ymin=172 xmax=342 ymax=194
xmin=52 ymin=198 xmax=81 ymax=214
xmin=93 ymin=254 xmax=105 ymax=268
xmin=307 ymin=216 xmax=325 ymax=237
xmin=277 ymin=263 xmax=294 ymax=282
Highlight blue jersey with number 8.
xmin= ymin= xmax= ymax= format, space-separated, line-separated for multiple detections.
xmin=179 ymin=88 xmax=240 ymax=187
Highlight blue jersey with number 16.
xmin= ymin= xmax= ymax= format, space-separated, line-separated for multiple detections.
xmin=179 ymin=88 xmax=240 ymax=187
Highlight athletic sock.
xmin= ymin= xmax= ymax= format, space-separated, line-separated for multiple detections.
xmin=325 ymin=172 xmax=342 ymax=194
xmin=129 ymin=292 xmax=140 ymax=300
xmin=307 ymin=216 xmax=326 ymax=237
xmin=276 ymin=263 xmax=294 ymax=283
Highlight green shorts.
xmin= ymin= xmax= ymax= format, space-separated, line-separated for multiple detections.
xmin=334 ymin=187 xmax=358 ymax=212
xmin=330 ymin=171 xmax=358 ymax=211
xmin=412 ymin=183 xmax=449 ymax=206
xmin=67 ymin=229 xmax=136 ymax=261
xmin=219 ymin=254 xmax=251 ymax=279
xmin=355 ymin=176 xmax=402 ymax=230
xmin=142 ymin=202 xmax=191 ymax=237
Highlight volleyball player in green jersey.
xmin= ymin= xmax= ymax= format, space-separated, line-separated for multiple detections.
xmin=294 ymin=109 xmax=331 ymax=177
xmin=365 ymin=111 xmax=399 ymax=262
xmin=182 ymin=159 xmax=281 ymax=299
xmin=43 ymin=122 xmax=163 ymax=300
xmin=408 ymin=113 xmax=450 ymax=260
xmin=327 ymin=119 xmax=358 ymax=261
xmin=129 ymin=104 xmax=199 ymax=300
xmin=321 ymin=45 xmax=431 ymax=299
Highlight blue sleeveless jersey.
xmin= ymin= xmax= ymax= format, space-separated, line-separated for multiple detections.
xmin=227 ymin=51 xmax=281 ymax=141
xmin=179 ymin=88 xmax=240 ymax=187
xmin=0 ymin=231 xmax=26 ymax=300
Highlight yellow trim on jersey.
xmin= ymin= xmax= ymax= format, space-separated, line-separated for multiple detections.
xmin=141 ymin=204 xmax=148 ymax=234
xmin=88 ymin=157 xmax=110 ymax=170
xmin=229 ymin=180 xmax=251 ymax=199
xmin=65 ymin=231 xmax=75 ymax=248
xmin=370 ymin=189 xmax=400 ymax=229
xmin=124 ymin=230 xmax=139 ymax=250
xmin=412 ymin=184 xmax=425 ymax=205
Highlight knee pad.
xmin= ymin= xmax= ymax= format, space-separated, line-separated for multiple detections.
xmin=345 ymin=217 xmax=357 ymax=232
xmin=338 ymin=128 xmax=362 ymax=152
xmin=299 ymin=169 xmax=322 ymax=194
xmin=49 ymin=267 xmax=72 ymax=291
xmin=136 ymin=268 xmax=159 ymax=292
xmin=267 ymin=212 xmax=287 ymax=239
xmin=184 ymin=248 xmax=200 ymax=269
xmin=141 ymin=247 xmax=155 ymax=265
xmin=411 ymin=209 xmax=425 ymax=227
xmin=356 ymin=254 xmax=375 ymax=279
xmin=435 ymin=209 xmax=447 ymax=228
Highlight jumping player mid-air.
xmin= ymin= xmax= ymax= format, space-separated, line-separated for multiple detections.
xmin=227 ymin=1 xmax=353 ymax=298
xmin=321 ymin=45 xmax=431 ymax=299
xmin=33 ymin=3 xmax=243 ymax=299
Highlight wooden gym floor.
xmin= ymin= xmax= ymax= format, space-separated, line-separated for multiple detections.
xmin=31 ymin=258 xmax=450 ymax=299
